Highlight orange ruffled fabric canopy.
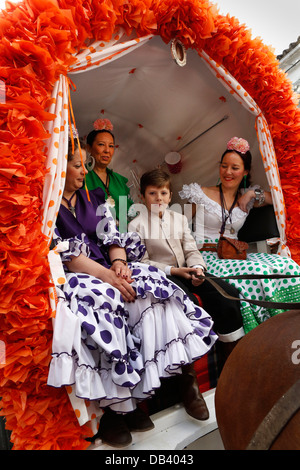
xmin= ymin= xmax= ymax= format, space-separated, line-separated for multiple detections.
xmin=0 ymin=0 xmax=299 ymax=450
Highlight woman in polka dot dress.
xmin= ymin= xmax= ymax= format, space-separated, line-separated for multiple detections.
xmin=47 ymin=139 xmax=217 ymax=447
xmin=180 ymin=137 xmax=300 ymax=334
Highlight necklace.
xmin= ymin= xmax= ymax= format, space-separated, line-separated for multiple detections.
xmin=101 ymin=171 xmax=115 ymax=208
xmin=62 ymin=192 xmax=77 ymax=217
xmin=219 ymin=184 xmax=239 ymax=235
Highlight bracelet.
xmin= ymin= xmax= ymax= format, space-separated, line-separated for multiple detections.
xmin=258 ymin=192 xmax=265 ymax=206
xmin=254 ymin=188 xmax=265 ymax=206
xmin=111 ymin=258 xmax=127 ymax=266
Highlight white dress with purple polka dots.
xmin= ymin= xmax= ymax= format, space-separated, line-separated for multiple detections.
xmin=47 ymin=196 xmax=217 ymax=413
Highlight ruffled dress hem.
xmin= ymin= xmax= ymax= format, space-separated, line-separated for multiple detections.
xmin=48 ymin=264 xmax=217 ymax=413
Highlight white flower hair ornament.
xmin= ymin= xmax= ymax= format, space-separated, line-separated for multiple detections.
xmin=227 ymin=137 xmax=250 ymax=154
xmin=93 ymin=118 xmax=113 ymax=131
xmin=68 ymin=124 xmax=79 ymax=140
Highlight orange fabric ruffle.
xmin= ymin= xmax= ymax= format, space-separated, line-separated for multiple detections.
xmin=152 ymin=0 xmax=217 ymax=49
xmin=0 ymin=0 xmax=299 ymax=451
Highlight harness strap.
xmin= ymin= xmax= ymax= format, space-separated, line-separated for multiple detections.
xmin=198 ymin=274 xmax=300 ymax=309
xmin=246 ymin=379 xmax=300 ymax=450
xmin=207 ymin=273 xmax=300 ymax=280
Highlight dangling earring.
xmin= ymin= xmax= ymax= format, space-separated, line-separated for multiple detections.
xmin=86 ymin=154 xmax=95 ymax=172
xmin=243 ymin=175 xmax=247 ymax=189
xmin=216 ymin=177 xmax=220 ymax=187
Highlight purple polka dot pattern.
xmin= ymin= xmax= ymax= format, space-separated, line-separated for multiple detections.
xmin=100 ymin=329 xmax=112 ymax=344
xmin=82 ymin=321 xmax=96 ymax=335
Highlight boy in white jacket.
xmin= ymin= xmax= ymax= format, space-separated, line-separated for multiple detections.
xmin=128 ymin=169 xmax=245 ymax=351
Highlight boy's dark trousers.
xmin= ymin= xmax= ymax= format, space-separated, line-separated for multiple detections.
xmin=166 ymin=273 xmax=243 ymax=336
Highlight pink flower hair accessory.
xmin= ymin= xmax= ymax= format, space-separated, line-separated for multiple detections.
xmin=93 ymin=118 xmax=113 ymax=131
xmin=227 ymin=137 xmax=250 ymax=154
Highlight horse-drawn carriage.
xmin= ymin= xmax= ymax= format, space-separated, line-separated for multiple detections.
xmin=0 ymin=0 xmax=300 ymax=450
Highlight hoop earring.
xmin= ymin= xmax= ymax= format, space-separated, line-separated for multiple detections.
xmin=86 ymin=155 xmax=95 ymax=172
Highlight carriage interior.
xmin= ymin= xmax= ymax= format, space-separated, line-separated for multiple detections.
xmin=67 ymin=35 xmax=280 ymax=450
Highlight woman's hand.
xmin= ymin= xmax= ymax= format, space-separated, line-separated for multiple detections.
xmin=171 ymin=266 xmax=205 ymax=285
xmin=238 ymin=189 xmax=273 ymax=212
xmin=64 ymin=253 xmax=136 ymax=302
xmin=110 ymin=260 xmax=133 ymax=281
xmin=109 ymin=246 xmax=133 ymax=281
xmin=102 ymin=266 xmax=137 ymax=303
xmin=238 ymin=191 xmax=254 ymax=212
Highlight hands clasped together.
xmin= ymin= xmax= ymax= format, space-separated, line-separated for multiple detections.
xmin=108 ymin=259 xmax=137 ymax=303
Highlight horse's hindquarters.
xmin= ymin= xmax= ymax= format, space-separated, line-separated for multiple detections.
xmin=215 ymin=310 xmax=300 ymax=450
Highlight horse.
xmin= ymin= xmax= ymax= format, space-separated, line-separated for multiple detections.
xmin=215 ymin=310 xmax=300 ymax=450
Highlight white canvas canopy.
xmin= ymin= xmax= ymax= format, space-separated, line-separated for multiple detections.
xmin=43 ymin=30 xmax=285 ymax=248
